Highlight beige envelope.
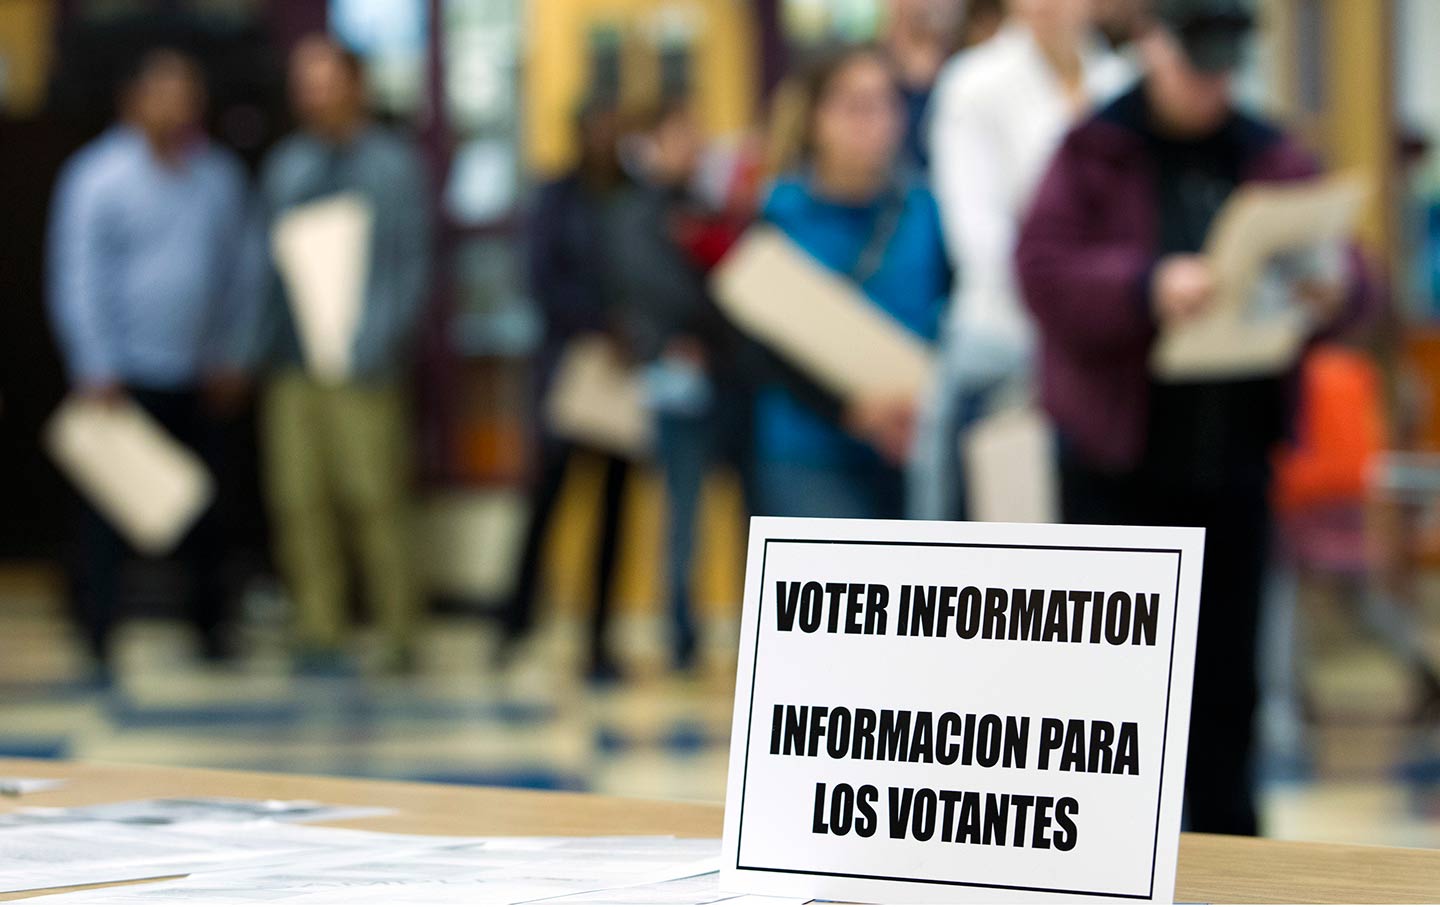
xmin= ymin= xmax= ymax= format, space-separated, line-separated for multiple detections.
xmin=963 ymin=404 xmax=1059 ymax=524
xmin=272 ymin=193 xmax=373 ymax=383
xmin=544 ymin=335 xmax=653 ymax=458
xmin=1152 ymin=172 xmax=1369 ymax=380
xmin=710 ymin=226 xmax=935 ymax=399
xmin=44 ymin=397 xmax=214 ymax=555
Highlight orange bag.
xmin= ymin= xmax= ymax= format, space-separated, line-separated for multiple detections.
xmin=1273 ymin=345 xmax=1387 ymax=514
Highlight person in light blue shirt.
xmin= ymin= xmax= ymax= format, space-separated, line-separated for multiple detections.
xmin=754 ymin=45 xmax=950 ymax=520
xmin=45 ymin=48 xmax=263 ymax=677
xmin=48 ymin=61 xmax=260 ymax=394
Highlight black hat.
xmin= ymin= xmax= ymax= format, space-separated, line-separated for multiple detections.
xmin=1153 ymin=0 xmax=1255 ymax=73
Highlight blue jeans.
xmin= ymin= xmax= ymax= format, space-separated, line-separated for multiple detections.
xmin=909 ymin=377 xmax=1003 ymax=521
xmin=657 ymin=411 xmax=711 ymax=660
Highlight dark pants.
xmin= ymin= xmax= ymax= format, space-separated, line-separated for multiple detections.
xmin=502 ymin=440 xmax=630 ymax=663
xmin=1061 ymin=453 xmax=1267 ymax=837
xmin=68 ymin=387 xmax=230 ymax=664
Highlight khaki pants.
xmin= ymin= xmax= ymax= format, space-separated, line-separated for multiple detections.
xmin=262 ymin=370 xmax=419 ymax=650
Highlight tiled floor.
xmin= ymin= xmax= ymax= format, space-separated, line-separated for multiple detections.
xmin=1 ymin=555 xmax=1438 ymax=849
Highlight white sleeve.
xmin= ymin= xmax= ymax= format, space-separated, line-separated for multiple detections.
xmin=927 ymin=65 xmax=1020 ymax=349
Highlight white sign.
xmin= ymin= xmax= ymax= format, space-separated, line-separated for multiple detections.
xmin=721 ymin=518 xmax=1205 ymax=904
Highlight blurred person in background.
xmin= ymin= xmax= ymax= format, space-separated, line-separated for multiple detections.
xmin=913 ymin=0 xmax=1131 ymax=520
xmin=882 ymin=0 xmax=966 ymax=173
xmin=957 ymin=0 xmax=1008 ymax=50
xmin=609 ymin=101 xmax=749 ymax=671
xmin=252 ymin=35 xmax=430 ymax=676
xmin=46 ymin=48 xmax=261 ymax=680
xmin=1266 ymin=344 xmax=1440 ymax=732
xmin=754 ymin=45 xmax=950 ymax=520
xmin=1015 ymin=0 xmax=1375 ymax=834
xmin=1094 ymin=0 xmax=1154 ymax=51
xmin=499 ymin=98 xmax=634 ymax=682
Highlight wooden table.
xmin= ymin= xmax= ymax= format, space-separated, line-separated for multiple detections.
xmin=1 ymin=758 xmax=1436 ymax=903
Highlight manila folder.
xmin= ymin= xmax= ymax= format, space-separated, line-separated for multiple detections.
xmin=44 ymin=397 xmax=215 ymax=555
xmin=272 ymin=193 xmax=373 ymax=383
xmin=1152 ymin=172 xmax=1367 ymax=380
xmin=544 ymin=335 xmax=653 ymax=458
xmin=710 ymin=226 xmax=935 ymax=399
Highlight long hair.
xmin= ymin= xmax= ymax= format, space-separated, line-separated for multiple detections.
xmin=762 ymin=43 xmax=894 ymax=181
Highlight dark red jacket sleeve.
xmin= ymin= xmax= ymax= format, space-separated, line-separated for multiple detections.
xmin=1014 ymin=133 xmax=1157 ymax=360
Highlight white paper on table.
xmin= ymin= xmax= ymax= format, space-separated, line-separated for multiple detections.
xmin=1 ymin=797 xmax=393 ymax=828
xmin=0 ymin=778 xmax=65 ymax=796
xmin=710 ymin=226 xmax=935 ymax=400
xmin=544 ymin=335 xmax=653 ymax=458
xmin=271 ymin=192 xmax=373 ymax=383
xmin=962 ymin=404 xmax=1058 ymax=524
xmin=0 ymin=821 xmax=394 ymax=895
xmin=20 ymin=833 xmax=723 ymax=905
xmin=524 ymin=871 xmax=807 ymax=906
xmin=1152 ymin=172 xmax=1367 ymax=380
xmin=43 ymin=397 xmax=213 ymax=556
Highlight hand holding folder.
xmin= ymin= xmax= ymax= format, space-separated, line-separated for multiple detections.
xmin=1151 ymin=172 xmax=1368 ymax=380
xmin=271 ymin=193 xmax=373 ymax=383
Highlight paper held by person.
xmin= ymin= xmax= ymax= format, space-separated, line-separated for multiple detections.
xmin=44 ymin=397 xmax=214 ymax=556
xmin=1152 ymin=172 xmax=1369 ymax=380
xmin=964 ymin=403 xmax=1059 ymax=524
xmin=271 ymin=192 xmax=373 ymax=383
xmin=544 ymin=335 xmax=653 ymax=458
xmin=710 ymin=226 xmax=935 ymax=399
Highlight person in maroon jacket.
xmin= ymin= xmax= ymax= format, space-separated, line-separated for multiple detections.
xmin=1015 ymin=0 xmax=1375 ymax=836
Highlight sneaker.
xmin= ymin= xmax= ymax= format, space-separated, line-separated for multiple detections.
xmin=673 ymin=625 xmax=700 ymax=673
xmin=586 ymin=653 xmax=624 ymax=686
xmin=292 ymin=647 xmax=354 ymax=679
xmin=490 ymin=630 xmax=526 ymax=671
xmin=378 ymin=644 xmax=419 ymax=678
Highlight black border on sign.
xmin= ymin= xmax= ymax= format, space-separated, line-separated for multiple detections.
xmin=734 ymin=537 xmax=1186 ymax=902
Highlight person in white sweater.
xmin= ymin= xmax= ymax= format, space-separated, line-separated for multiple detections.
xmin=912 ymin=0 xmax=1132 ymax=520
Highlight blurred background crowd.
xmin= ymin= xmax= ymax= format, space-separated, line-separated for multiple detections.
xmin=1 ymin=0 xmax=1439 ymax=849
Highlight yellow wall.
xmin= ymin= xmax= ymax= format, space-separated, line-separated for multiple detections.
xmin=524 ymin=0 xmax=759 ymax=177
xmin=0 ymin=0 xmax=55 ymax=116
xmin=1323 ymin=0 xmax=1395 ymax=263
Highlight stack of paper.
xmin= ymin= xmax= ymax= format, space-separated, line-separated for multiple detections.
xmin=5 ymin=827 xmax=807 ymax=905
xmin=0 ymin=778 xmax=65 ymax=797
xmin=44 ymin=397 xmax=214 ymax=555
xmin=0 ymin=797 xmax=392 ymax=828
xmin=1 ymin=794 xmax=819 ymax=904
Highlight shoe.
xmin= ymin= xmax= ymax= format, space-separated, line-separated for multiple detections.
xmin=586 ymin=653 xmax=624 ymax=685
xmin=378 ymin=644 xmax=419 ymax=678
xmin=673 ymin=631 xmax=700 ymax=674
xmin=198 ymin=629 xmax=238 ymax=665
xmin=81 ymin=660 xmax=115 ymax=693
xmin=490 ymin=630 xmax=526 ymax=671
xmin=292 ymin=647 xmax=354 ymax=678
xmin=1408 ymin=664 xmax=1440 ymax=725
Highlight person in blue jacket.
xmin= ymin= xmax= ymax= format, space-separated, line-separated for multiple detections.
xmin=755 ymin=44 xmax=950 ymax=520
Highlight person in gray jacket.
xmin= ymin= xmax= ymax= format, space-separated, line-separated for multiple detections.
xmin=249 ymin=35 xmax=431 ymax=675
